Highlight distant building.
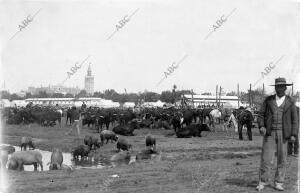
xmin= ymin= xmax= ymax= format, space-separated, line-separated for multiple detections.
xmin=16 ymin=91 xmax=26 ymax=97
xmin=25 ymin=97 xmax=119 ymax=108
xmin=84 ymin=64 xmax=94 ymax=95
xmin=182 ymin=94 xmax=241 ymax=108
xmin=28 ymin=85 xmax=80 ymax=95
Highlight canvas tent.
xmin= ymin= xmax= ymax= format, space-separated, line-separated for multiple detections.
xmin=0 ymin=99 xmax=11 ymax=108
xmin=123 ymin=102 xmax=135 ymax=108
xmin=143 ymin=100 xmax=165 ymax=107
xmin=10 ymin=100 xmax=28 ymax=107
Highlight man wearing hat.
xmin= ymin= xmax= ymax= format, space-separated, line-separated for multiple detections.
xmin=256 ymin=77 xmax=298 ymax=191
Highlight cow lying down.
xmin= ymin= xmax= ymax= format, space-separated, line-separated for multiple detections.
xmin=176 ymin=123 xmax=211 ymax=138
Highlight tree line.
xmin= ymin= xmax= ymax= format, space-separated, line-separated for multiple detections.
xmin=1 ymin=85 xmax=299 ymax=107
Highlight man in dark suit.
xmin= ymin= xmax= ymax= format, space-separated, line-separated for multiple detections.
xmin=256 ymin=77 xmax=298 ymax=191
xmin=65 ymin=106 xmax=81 ymax=136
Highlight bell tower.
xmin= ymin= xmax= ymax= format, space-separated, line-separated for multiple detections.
xmin=84 ymin=63 xmax=94 ymax=95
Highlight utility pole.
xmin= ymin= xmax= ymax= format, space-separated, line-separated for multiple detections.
xmin=292 ymin=82 xmax=294 ymax=96
xmin=191 ymin=89 xmax=194 ymax=108
xmin=237 ymin=83 xmax=240 ymax=108
xmin=249 ymin=83 xmax=252 ymax=107
xmin=216 ymin=85 xmax=218 ymax=105
xmin=219 ymin=86 xmax=222 ymax=107
xmin=262 ymin=83 xmax=265 ymax=95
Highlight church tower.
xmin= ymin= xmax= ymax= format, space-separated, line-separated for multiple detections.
xmin=84 ymin=64 xmax=94 ymax=95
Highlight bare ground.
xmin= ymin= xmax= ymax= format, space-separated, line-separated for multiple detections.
xmin=1 ymin=120 xmax=298 ymax=193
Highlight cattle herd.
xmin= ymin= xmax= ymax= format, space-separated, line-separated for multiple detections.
xmin=0 ymin=104 xmax=257 ymax=171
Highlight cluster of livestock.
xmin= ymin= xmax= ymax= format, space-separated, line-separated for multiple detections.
xmin=0 ymin=137 xmax=43 ymax=171
xmin=2 ymin=105 xmax=257 ymax=139
xmin=0 ymin=133 xmax=157 ymax=171
xmin=79 ymin=105 xmax=255 ymax=140
xmin=3 ymin=105 xmax=62 ymax=127
xmin=0 ymin=104 xmax=258 ymax=171
xmin=72 ymin=131 xmax=156 ymax=164
xmin=0 ymin=137 xmax=71 ymax=171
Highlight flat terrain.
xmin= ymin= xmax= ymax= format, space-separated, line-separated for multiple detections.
xmin=1 ymin=119 xmax=298 ymax=193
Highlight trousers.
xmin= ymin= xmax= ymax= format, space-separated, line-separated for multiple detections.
xmin=259 ymin=130 xmax=287 ymax=183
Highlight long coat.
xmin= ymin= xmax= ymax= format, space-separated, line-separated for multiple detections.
xmin=258 ymin=95 xmax=299 ymax=140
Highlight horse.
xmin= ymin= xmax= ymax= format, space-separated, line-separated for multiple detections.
xmin=210 ymin=109 xmax=222 ymax=124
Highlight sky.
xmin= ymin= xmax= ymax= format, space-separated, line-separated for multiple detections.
xmin=0 ymin=0 xmax=299 ymax=95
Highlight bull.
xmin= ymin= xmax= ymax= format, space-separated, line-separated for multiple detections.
xmin=112 ymin=120 xmax=139 ymax=136
xmin=176 ymin=123 xmax=211 ymax=138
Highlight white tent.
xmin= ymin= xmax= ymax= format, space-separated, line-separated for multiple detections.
xmin=0 ymin=99 xmax=11 ymax=108
xmin=101 ymin=99 xmax=120 ymax=108
xmin=142 ymin=100 xmax=165 ymax=107
xmin=223 ymin=102 xmax=234 ymax=109
xmin=123 ymin=102 xmax=135 ymax=108
xmin=152 ymin=100 xmax=165 ymax=107
xmin=11 ymin=100 xmax=28 ymax=107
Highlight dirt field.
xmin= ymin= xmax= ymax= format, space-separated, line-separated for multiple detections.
xmin=1 ymin=120 xmax=298 ymax=193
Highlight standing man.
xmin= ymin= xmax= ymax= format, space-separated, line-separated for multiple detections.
xmin=65 ymin=106 xmax=81 ymax=136
xmin=66 ymin=107 xmax=72 ymax=126
xmin=256 ymin=77 xmax=298 ymax=191
xmin=81 ymin=102 xmax=87 ymax=110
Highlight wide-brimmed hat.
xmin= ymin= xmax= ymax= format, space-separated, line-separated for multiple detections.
xmin=270 ymin=77 xmax=292 ymax=86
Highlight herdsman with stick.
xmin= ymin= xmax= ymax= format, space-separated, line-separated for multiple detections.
xmin=256 ymin=77 xmax=298 ymax=191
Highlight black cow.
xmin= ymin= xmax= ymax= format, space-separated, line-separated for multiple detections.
xmin=84 ymin=135 xmax=101 ymax=150
xmin=116 ymin=138 xmax=132 ymax=151
xmin=118 ymin=110 xmax=136 ymax=125
xmin=234 ymin=108 xmax=254 ymax=141
xmin=181 ymin=109 xmax=195 ymax=126
xmin=95 ymin=112 xmax=105 ymax=133
xmin=20 ymin=136 xmax=35 ymax=151
xmin=145 ymin=135 xmax=156 ymax=151
xmin=176 ymin=123 xmax=211 ymax=138
xmin=71 ymin=145 xmax=90 ymax=160
xmin=103 ymin=111 xmax=111 ymax=129
xmin=199 ymin=108 xmax=215 ymax=129
xmin=82 ymin=113 xmax=96 ymax=128
xmin=100 ymin=130 xmax=118 ymax=145
xmin=112 ymin=120 xmax=139 ymax=136
xmin=171 ymin=113 xmax=181 ymax=132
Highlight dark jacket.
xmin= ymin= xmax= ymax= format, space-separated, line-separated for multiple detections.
xmin=258 ymin=95 xmax=299 ymax=140
xmin=71 ymin=109 xmax=80 ymax=121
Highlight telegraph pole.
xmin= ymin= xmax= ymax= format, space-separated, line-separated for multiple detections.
xmin=249 ymin=84 xmax=252 ymax=107
xmin=191 ymin=89 xmax=194 ymax=108
xmin=237 ymin=83 xmax=240 ymax=108
xmin=219 ymin=86 xmax=222 ymax=107
xmin=216 ymin=85 xmax=218 ymax=105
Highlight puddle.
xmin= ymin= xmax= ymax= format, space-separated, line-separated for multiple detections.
xmin=2 ymin=144 xmax=112 ymax=171
xmin=2 ymin=144 xmax=163 ymax=171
